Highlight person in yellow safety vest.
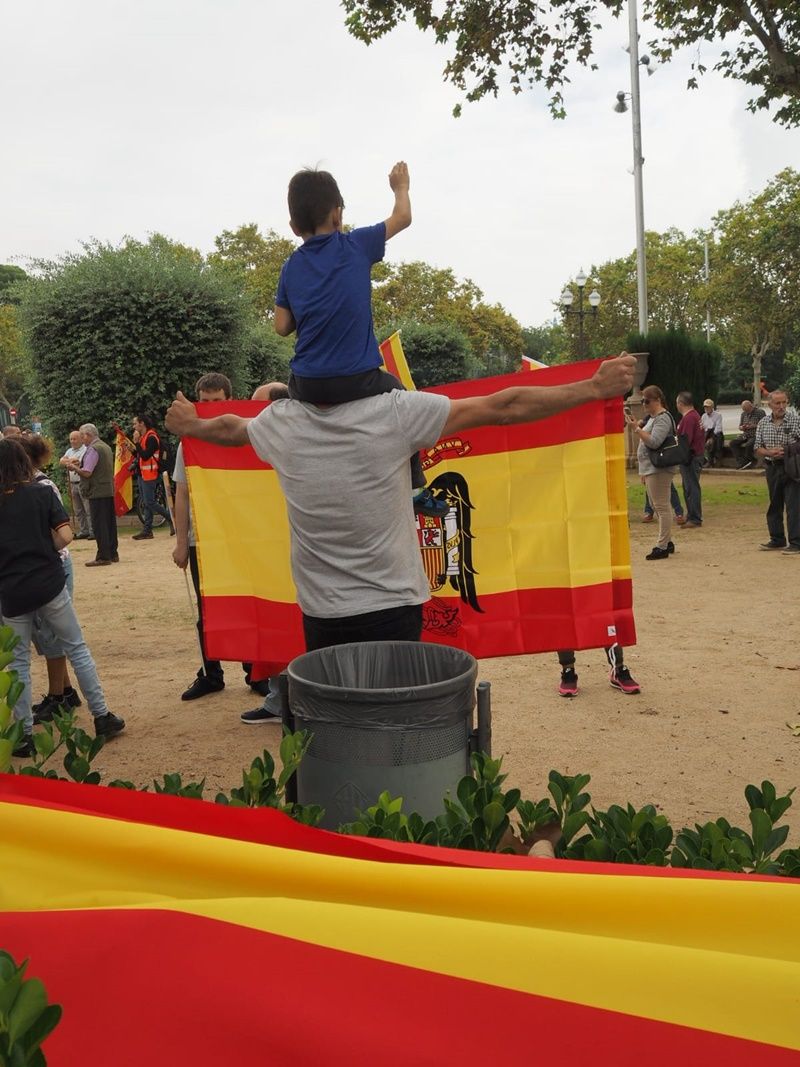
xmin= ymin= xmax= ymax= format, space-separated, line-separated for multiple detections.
xmin=131 ymin=413 xmax=174 ymax=540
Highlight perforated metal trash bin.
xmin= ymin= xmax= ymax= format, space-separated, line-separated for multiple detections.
xmin=287 ymin=641 xmax=478 ymax=830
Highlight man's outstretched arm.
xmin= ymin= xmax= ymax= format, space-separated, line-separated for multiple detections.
xmin=442 ymin=354 xmax=636 ymax=436
xmin=165 ymin=391 xmax=252 ymax=446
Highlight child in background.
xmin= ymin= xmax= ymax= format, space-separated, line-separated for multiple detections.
xmin=274 ymin=161 xmax=446 ymax=517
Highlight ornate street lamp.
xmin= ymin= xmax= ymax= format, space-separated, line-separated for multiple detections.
xmin=560 ymin=269 xmax=601 ymax=357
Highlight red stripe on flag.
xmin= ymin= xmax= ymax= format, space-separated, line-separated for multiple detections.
xmin=180 ymin=374 xmax=622 ymax=470
xmin=2 ymin=773 xmax=786 ymax=883
xmin=2 ymin=909 xmax=793 ymax=1066
xmin=199 ymin=581 xmax=635 ymax=666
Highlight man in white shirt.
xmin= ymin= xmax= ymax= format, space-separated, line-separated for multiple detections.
xmin=59 ymin=429 xmax=92 ymax=539
xmin=701 ymin=398 xmax=725 ymax=467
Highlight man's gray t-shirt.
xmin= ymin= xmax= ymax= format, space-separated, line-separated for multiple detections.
xmin=246 ymin=391 xmax=451 ymax=618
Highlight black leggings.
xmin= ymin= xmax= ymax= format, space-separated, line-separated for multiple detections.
xmin=557 ymin=646 xmax=624 ymax=670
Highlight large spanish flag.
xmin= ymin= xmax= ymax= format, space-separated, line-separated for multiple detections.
xmin=1 ymin=774 xmax=798 ymax=1064
xmin=182 ymin=357 xmax=634 ymax=671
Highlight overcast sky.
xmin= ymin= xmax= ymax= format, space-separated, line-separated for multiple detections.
xmin=4 ymin=0 xmax=798 ymax=328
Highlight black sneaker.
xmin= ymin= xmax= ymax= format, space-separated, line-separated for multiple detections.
xmin=32 ymin=694 xmax=68 ymax=724
xmin=249 ymin=679 xmax=272 ymax=697
xmin=13 ymin=735 xmax=35 ymax=758
xmin=558 ymin=667 xmax=578 ymax=697
xmin=63 ymin=686 xmax=82 ymax=709
xmin=667 ymin=541 xmax=675 ymax=554
xmin=609 ymin=666 xmax=641 ymax=695
xmin=646 ymin=546 xmax=671 ymax=560
xmin=413 ymin=488 xmax=449 ymax=517
xmin=240 ymin=704 xmax=282 ymax=725
xmin=759 ymin=541 xmax=786 ymax=551
xmin=95 ymin=712 xmax=126 ymax=738
xmin=181 ymin=676 xmax=225 ymax=701
xmin=132 ymin=531 xmax=153 ymax=541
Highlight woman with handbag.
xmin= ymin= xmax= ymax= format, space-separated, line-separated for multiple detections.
xmin=625 ymin=385 xmax=677 ymax=560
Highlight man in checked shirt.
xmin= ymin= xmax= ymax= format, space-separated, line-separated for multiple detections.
xmin=754 ymin=390 xmax=800 ymax=554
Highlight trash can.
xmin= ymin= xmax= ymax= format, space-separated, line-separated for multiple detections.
xmin=287 ymin=641 xmax=478 ymax=830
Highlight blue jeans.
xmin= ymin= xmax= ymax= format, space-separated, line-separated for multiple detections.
xmin=5 ymin=586 xmax=110 ymax=733
xmin=680 ymin=456 xmax=703 ymax=524
xmin=31 ymin=555 xmax=74 ymax=659
xmin=139 ymin=477 xmax=172 ymax=534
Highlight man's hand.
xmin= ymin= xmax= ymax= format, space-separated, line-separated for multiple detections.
xmin=165 ymin=391 xmax=199 ymax=437
xmin=389 ymin=161 xmax=409 ymax=192
xmin=172 ymin=543 xmax=189 ymax=570
xmin=591 ymin=353 xmax=637 ymax=400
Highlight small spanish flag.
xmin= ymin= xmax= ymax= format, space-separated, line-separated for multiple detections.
xmin=112 ymin=427 xmax=133 ymax=517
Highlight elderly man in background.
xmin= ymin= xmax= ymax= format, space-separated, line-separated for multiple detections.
xmin=754 ymin=390 xmax=800 ymax=554
xmin=731 ymin=399 xmax=765 ymax=470
xmin=68 ymin=424 xmax=119 ymax=567
xmin=701 ymin=398 xmax=725 ymax=467
xmin=60 ymin=429 xmax=93 ymax=539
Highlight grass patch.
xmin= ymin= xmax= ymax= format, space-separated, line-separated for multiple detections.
xmin=626 ymin=474 xmax=768 ymax=510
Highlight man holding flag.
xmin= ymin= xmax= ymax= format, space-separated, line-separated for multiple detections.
xmin=166 ymin=353 xmax=636 ymax=650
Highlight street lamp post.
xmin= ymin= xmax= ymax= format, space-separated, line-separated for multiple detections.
xmin=560 ymin=268 xmax=601 ymax=357
xmin=613 ymin=0 xmax=650 ymax=335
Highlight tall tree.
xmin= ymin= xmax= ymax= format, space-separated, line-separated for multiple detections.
xmin=708 ymin=168 xmax=800 ymax=401
xmin=554 ymin=228 xmax=709 ymax=358
xmin=209 ymin=224 xmax=296 ymax=320
xmin=17 ymin=236 xmax=266 ymax=442
xmin=342 ymin=1 xmax=800 ymax=125
xmin=372 ymin=259 xmax=524 ymax=370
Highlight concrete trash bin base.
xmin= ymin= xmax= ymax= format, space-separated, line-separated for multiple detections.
xmin=287 ymin=641 xmax=478 ymax=830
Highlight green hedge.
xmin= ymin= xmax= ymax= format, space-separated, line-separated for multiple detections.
xmin=628 ymin=327 xmax=721 ymax=415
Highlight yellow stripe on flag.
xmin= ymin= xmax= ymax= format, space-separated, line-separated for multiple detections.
xmin=190 ymin=436 xmax=629 ymax=601
xmin=3 ymin=800 xmax=799 ymax=1052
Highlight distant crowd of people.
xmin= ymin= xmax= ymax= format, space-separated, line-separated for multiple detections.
xmin=629 ymin=388 xmax=799 ymax=561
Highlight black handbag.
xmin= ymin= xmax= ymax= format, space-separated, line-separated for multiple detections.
xmin=648 ymin=412 xmax=691 ymax=468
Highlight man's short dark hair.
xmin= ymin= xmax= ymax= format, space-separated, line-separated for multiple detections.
xmin=135 ymin=413 xmax=156 ymax=429
xmin=288 ymin=169 xmax=344 ymax=235
xmin=676 ymin=391 xmax=693 ymax=408
xmin=195 ymin=372 xmax=232 ymax=399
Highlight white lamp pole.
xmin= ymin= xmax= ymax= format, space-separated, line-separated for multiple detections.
xmin=628 ymin=0 xmax=648 ymax=335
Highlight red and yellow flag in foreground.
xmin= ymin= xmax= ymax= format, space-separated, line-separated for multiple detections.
xmin=1 ymin=774 xmax=799 ymax=1065
xmin=112 ymin=425 xmax=133 ymax=517
xmin=182 ymin=357 xmax=634 ymax=672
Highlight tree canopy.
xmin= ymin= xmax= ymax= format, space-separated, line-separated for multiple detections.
xmin=17 ymin=237 xmax=272 ymax=443
xmin=342 ymin=1 xmax=800 ymax=126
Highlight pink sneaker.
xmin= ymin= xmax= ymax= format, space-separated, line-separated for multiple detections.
xmin=558 ymin=667 xmax=578 ymax=697
xmin=609 ymin=667 xmax=641 ymax=695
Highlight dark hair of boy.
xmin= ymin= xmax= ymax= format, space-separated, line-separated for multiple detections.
xmin=288 ymin=169 xmax=345 ymax=236
xmin=195 ymin=372 xmax=232 ymax=399
xmin=136 ymin=413 xmax=156 ymax=429
xmin=0 ymin=437 xmax=34 ymax=496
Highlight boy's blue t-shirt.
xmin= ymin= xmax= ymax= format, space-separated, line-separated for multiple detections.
xmin=276 ymin=223 xmax=386 ymax=379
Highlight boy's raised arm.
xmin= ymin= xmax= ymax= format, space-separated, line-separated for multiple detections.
xmin=384 ymin=161 xmax=412 ymax=240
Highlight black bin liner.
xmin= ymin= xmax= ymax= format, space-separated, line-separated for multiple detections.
xmin=287 ymin=641 xmax=477 ymax=729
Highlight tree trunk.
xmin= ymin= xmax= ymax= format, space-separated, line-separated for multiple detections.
xmin=751 ymin=341 xmax=769 ymax=404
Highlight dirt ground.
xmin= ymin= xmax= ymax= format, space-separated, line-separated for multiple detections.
xmin=36 ymin=474 xmax=800 ymax=837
